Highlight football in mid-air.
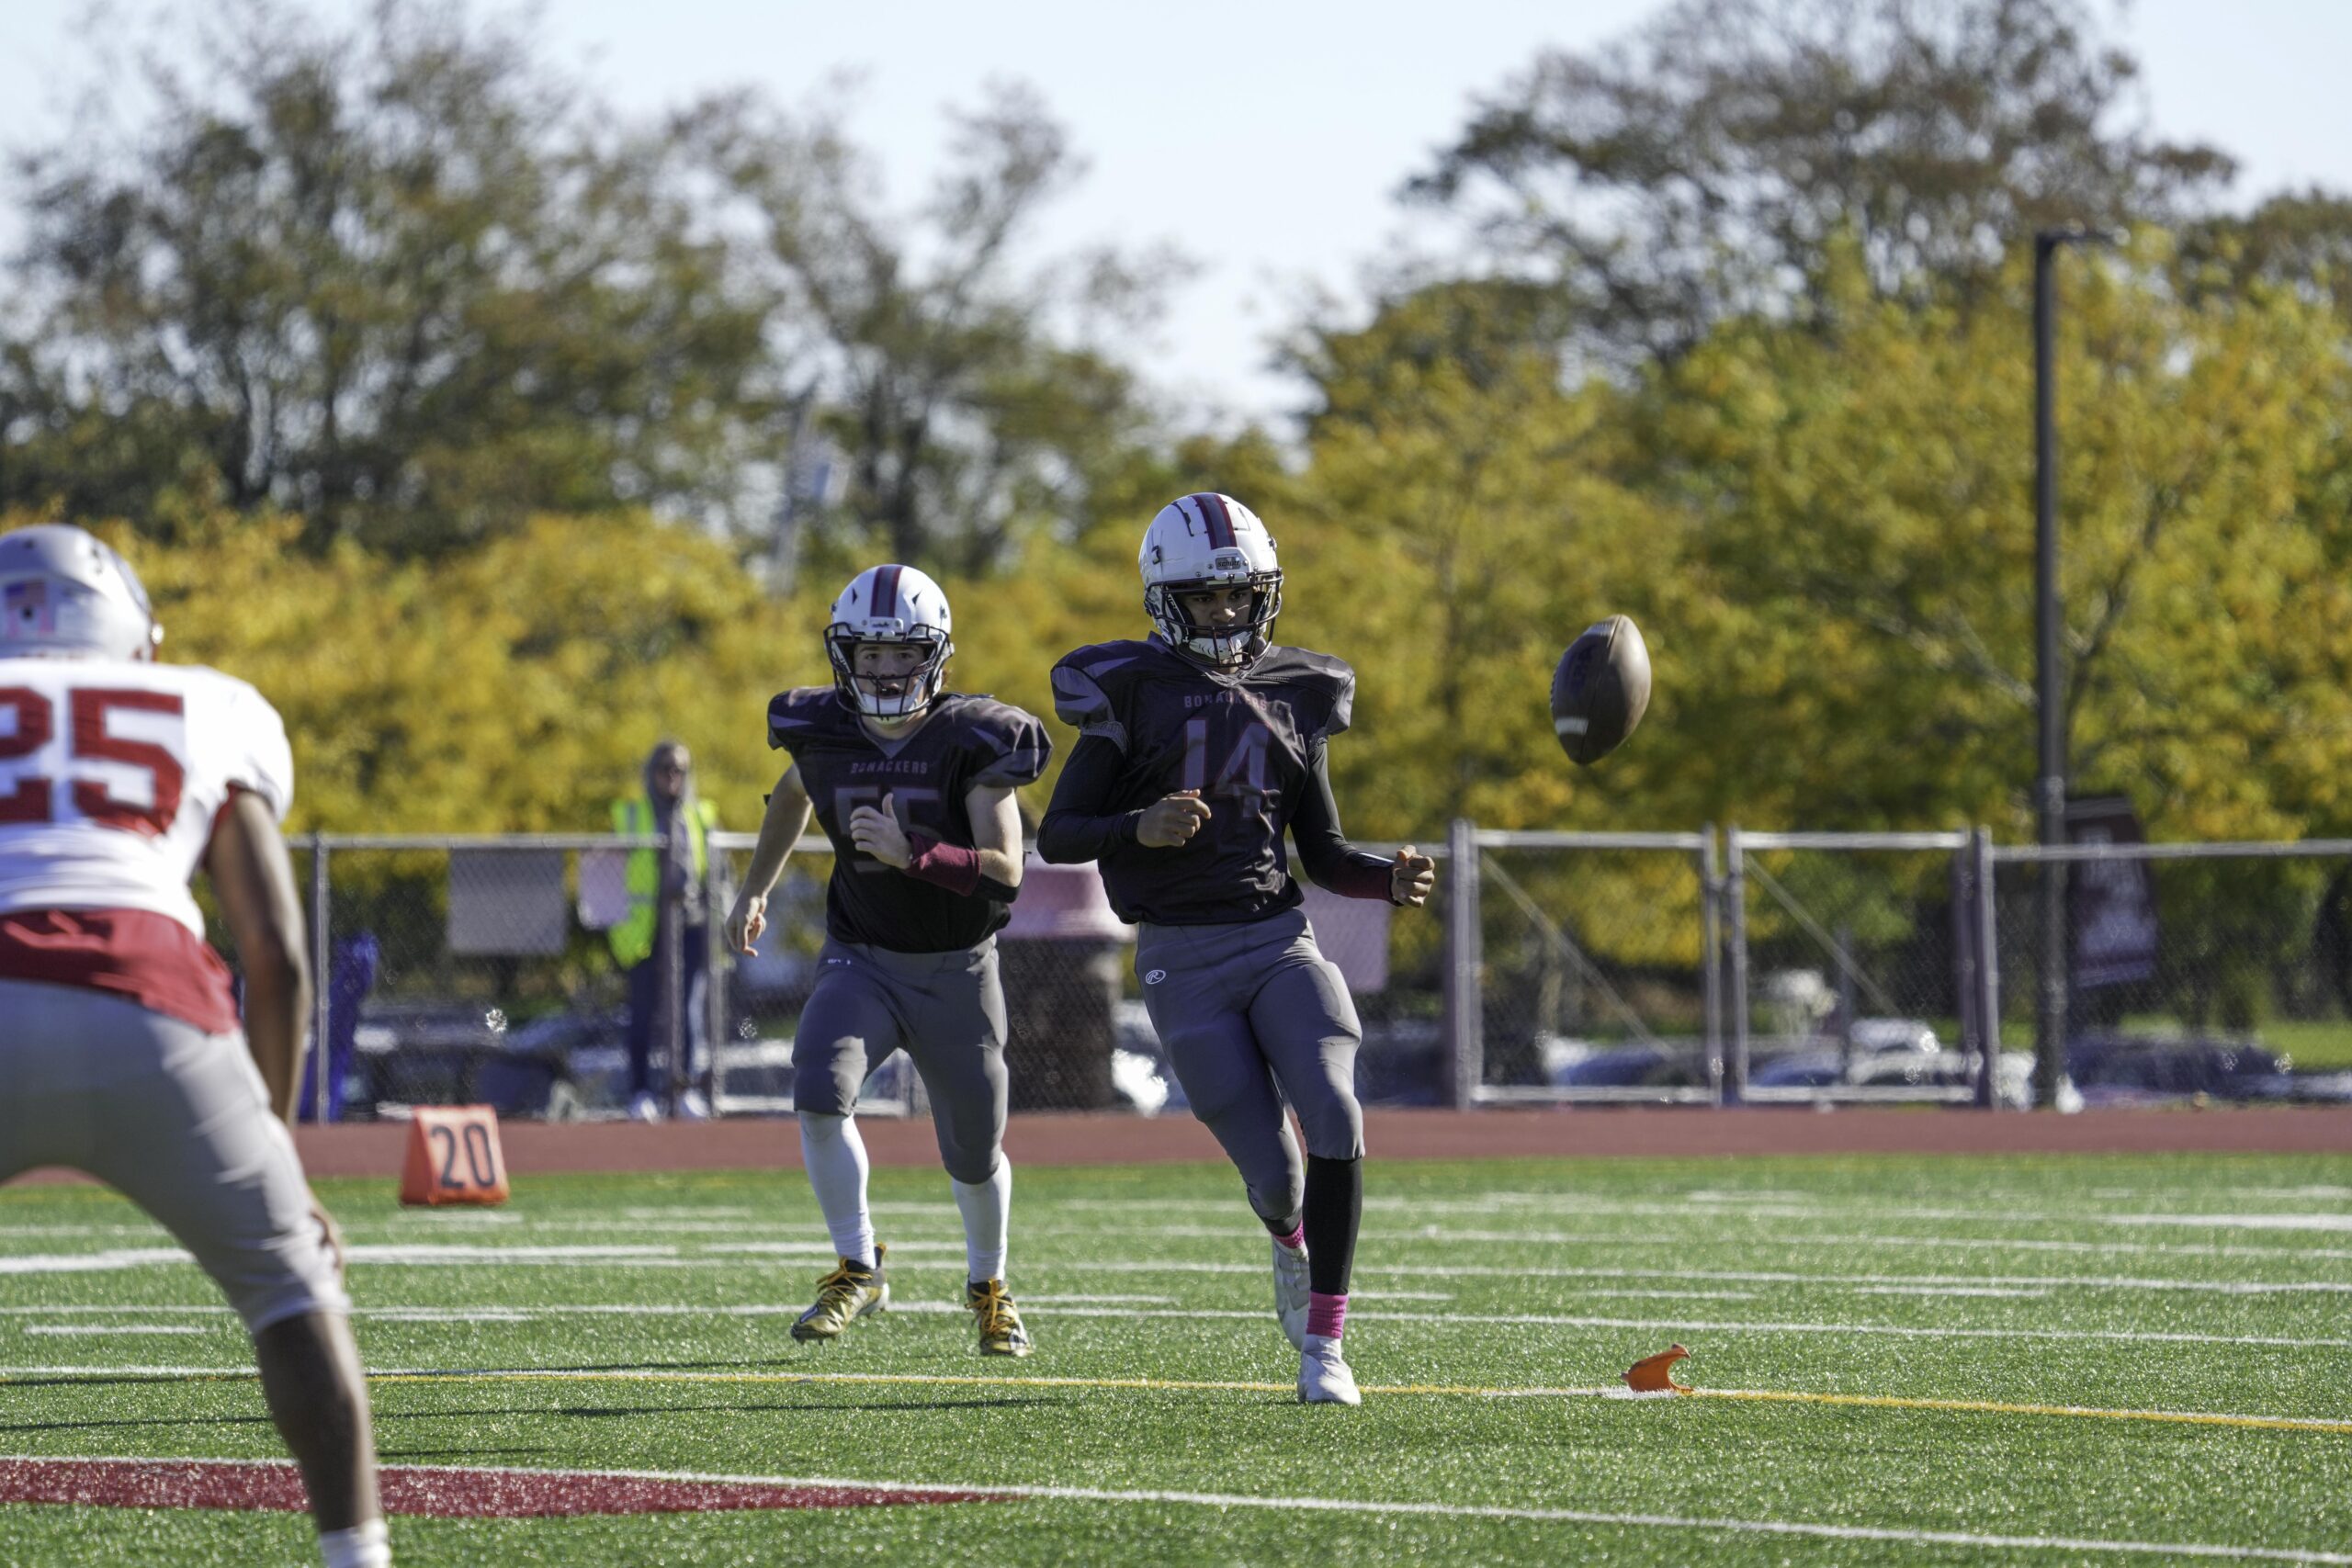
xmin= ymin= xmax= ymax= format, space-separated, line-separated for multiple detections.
xmin=1550 ymin=615 xmax=1651 ymax=765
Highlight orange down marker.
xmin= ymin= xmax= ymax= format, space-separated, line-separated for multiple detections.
xmin=1621 ymin=1344 xmax=1694 ymax=1394
xmin=399 ymin=1106 xmax=511 ymax=1207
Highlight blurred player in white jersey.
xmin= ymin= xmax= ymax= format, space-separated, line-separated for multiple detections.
xmin=0 ymin=526 xmax=389 ymax=1568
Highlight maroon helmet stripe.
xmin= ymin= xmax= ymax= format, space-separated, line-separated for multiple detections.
xmin=1194 ymin=493 xmax=1236 ymax=549
xmin=871 ymin=565 xmax=901 ymax=619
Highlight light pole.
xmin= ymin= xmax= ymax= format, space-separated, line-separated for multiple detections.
xmin=2031 ymin=226 xmax=2119 ymax=1111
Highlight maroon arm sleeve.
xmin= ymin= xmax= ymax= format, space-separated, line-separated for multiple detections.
xmin=902 ymin=833 xmax=983 ymax=897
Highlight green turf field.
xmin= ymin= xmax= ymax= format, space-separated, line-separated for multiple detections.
xmin=4 ymin=1149 xmax=2350 ymax=1565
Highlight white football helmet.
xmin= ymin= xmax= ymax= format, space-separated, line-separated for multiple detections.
xmin=825 ymin=563 xmax=954 ymax=718
xmin=0 ymin=525 xmax=163 ymax=661
xmin=1138 ymin=492 xmax=1282 ymax=664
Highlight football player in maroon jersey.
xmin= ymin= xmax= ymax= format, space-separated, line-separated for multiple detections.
xmin=727 ymin=565 xmax=1051 ymax=1356
xmin=1040 ymin=494 xmax=1434 ymax=1404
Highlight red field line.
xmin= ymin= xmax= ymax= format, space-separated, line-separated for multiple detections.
xmin=7 ymin=1105 xmax=2347 ymax=1189
xmin=0 ymin=1457 xmax=1006 ymax=1517
xmin=281 ymin=1104 xmax=2329 ymax=1175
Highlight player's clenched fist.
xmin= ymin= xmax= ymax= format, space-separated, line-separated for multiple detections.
xmin=1391 ymin=845 xmax=1437 ymax=907
xmin=850 ymin=791 xmax=913 ymax=868
xmin=725 ymin=893 xmax=768 ymax=955
xmin=1136 ymin=790 xmax=1212 ymax=848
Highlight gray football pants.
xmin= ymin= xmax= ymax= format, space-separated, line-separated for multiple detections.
xmin=792 ymin=936 xmax=1008 ymax=1185
xmin=1136 ymin=906 xmax=1365 ymax=1225
xmin=0 ymin=979 xmax=347 ymax=1334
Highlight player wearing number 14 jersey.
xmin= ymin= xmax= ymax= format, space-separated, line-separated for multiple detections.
xmin=1040 ymin=492 xmax=1436 ymax=1405
xmin=726 ymin=564 xmax=1051 ymax=1357
xmin=0 ymin=526 xmax=389 ymax=1567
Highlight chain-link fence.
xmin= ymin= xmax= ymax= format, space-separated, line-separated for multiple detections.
xmin=1725 ymin=830 xmax=1981 ymax=1105
xmin=1991 ymin=839 xmax=2352 ymax=1109
xmin=288 ymin=832 xmax=1177 ymax=1122
xmin=267 ymin=828 xmax=2352 ymax=1121
xmin=1457 ymin=830 xmax=1719 ymax=1105
xmin=275 ymin=835 xmax=686 ymax=1123
xmin=288 ymin=831 xmax=1466 ymax=1122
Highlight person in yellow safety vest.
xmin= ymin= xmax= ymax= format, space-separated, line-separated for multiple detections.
xmin=610 ymin=740 xmax=719 ymax=1122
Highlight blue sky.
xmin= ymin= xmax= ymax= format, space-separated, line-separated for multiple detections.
xmin=5 ymin=1 xmax=2347 ymax=424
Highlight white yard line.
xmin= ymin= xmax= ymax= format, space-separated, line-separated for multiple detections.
xmin=1354 ymin=1193 xmax=2352 ymax=1231
xmin=1692 ymin=1230 xmax=2352 ymax=1264
xmin=0 ymin=1297 xmax=2336 ymax=1348
xmin=1335 ymin=1256 xmax=2352 ymax=1297
xmin=0 ymin=1306 xmax=229 ymax=1314
xmin=321 ymin=1216 xmax=2352 ymax=1267
xmin=18 ymin=1325 xmax=209 ymax=1336
xmin=0 ymin=1248 xmax=191 ymax=1275
xmin=6 ymin=1452 xmax=2345 ymax=1562
xmin=13 ymin=1244 xmax=2349 ymax=1304
xmin=1001 ymin=1258 xmax=2352 ymax=1307
xmin=1850 ymin=1286 xmax=2049 ymax=1299
xmin=346 ymin=1246 xmax=678 ymax=1262
xmin=2109 ymin=1214 xmax=2352 ymax=1234
xmin=702 ymin=1242 xmax=966 ymax=1255
xmin=0 ymin=1224 xmax=167 ymax=1238
xmin=0 ymin=1365 xmax=257 ymax=1373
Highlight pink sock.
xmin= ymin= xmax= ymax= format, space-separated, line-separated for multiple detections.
xmin=1307 ymin=1292 xmax=1348 ymax=1340
xmin=1273 ymin=1222 xmax=1305 ymax=1252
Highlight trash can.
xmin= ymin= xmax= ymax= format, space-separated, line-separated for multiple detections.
xmin=1000 ymin=859 xmax=1133 ymax=1111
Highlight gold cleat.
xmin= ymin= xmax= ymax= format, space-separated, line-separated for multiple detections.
xmin=791 ymin=1243 xmax=889 ymax=1342
xmin=967 ymin=1278 xmax=1033 ymax=1358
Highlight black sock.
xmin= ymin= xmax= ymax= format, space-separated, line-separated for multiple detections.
xmin=1303 ymin=1155 xmax=1362 ymax=1297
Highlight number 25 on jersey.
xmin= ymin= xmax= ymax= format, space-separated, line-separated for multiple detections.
xmin=0 ymin=686 xmax=185 ymax=835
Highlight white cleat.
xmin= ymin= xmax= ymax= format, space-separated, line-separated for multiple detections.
xmin=1272 ymin=1237 xmax=1311 ymax=1350
xmin=1297 ymin=1333 xmax=1361 ymax=1405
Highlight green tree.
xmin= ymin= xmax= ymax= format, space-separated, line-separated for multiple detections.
xmin=695 ymin=81 xmax=1185 ymax=581
xmin=1613 ymin=236 xmax=2352 ymax=840
xmin=1284 ymin=285 xmax=1664 ymax=835
xmin=96 ymin=508 xmax=803 ymax=831
xmin=1406 ymin=0 xmax=2234 ymax=362
xmin=2179 ymin=190 xmax=2352 ymax=323
xmin=0 ymin=0 xmax=770 ymax=555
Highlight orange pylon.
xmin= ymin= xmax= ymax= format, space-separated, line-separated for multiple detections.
xmin=1621 ymin=1344 xmax=1693 ymax=1394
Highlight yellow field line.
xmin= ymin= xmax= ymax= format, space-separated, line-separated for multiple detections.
xmin=375 ymin=1368 xmax=1307 ymax=1396
xmin=1681 ymin=1386 xmax=2352 ymax=1435
xmin=11 ymin=1363 xmax=2346 ymax=1437
xmin=364 ymin=1367 xmax=2352 ymax=1435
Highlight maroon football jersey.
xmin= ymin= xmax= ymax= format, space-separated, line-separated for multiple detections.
xmin=768 ymin=689 xmax=1050 ymax=953
xmin=1047 ymin=636 xmax=1356 ymax=925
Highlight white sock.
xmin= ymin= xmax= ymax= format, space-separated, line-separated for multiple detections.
xmin=798 ymin=1112 xmax=876 ymax=1267
xmin=319 ymin=1517 xmax=390 ymax=1568
xmin=952 ymin=1158 xmax=1012 ymax=1285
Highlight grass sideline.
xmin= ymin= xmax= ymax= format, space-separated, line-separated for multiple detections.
xmin=2 ymin=1152 xmax=2348 ymax=1564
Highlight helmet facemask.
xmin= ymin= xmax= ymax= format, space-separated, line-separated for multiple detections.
xmin=827 ymin=626 xmax=953 ymax=719
xmin=1146 ymin=570 xmax=1283 ymax=666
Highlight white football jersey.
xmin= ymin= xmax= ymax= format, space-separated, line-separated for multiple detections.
xmin=0 ymin=659 xmax=293 ymax=937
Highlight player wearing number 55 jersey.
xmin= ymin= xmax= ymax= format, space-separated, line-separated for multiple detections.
xmin=0 ymin=526 xmax=389 ymax=1568
xmin=726 ymin=564 xmax=1051 ymax=1357
xmin=1040 ymin=492 xmax=1437 ymax=1405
